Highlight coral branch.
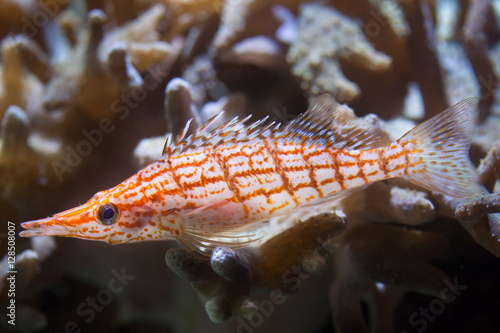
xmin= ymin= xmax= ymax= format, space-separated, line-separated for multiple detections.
xmin=477 ymin=140 xmax=500 ymax=192
xmin=287 ymin=3 xmax=392 ymax=102
xmin=164 ymin=77 xmax=200 ymax=135
xmin=462 ymin=0 xmax=499 ymax=121
xmin=455 ymin=193 xmax=500 ymax=221
xmin=400 ymin=0 xmax=448 ymax=116
xmin=342 ymin=182 xmax=436 ymax=225
xmin=331 ymin=223 xmax=450 ymax=332
xmin=165 ymin=210 xmax=345 ymax=322
xmin=453 ymin=192 xmax=500 ymax=257
xmin=165 ymin=247 xmax=255 ymax=323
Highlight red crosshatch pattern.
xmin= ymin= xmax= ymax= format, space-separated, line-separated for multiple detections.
xmin=20 ymin=96 xmax=483 ymax=256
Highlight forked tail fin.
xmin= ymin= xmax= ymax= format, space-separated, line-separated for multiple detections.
xmin=399 ymin=97 xmax=485 ymax=198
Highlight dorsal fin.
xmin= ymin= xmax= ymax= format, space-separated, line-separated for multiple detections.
xmin=162 ymin=112 xmax=227 ymax=156
xmin=281 ymin=94 xmax=388 ymax=150
xmin=162 ymin=118 xmax=193 ymax=155
xmin=162 ymin=94 xmax=388 ymax=158
xmin=161 ymin=111 xmax=276 ymax=158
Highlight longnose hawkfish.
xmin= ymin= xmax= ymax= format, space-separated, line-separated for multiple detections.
xmin=20 ymin=95 xmax=484 ymax=255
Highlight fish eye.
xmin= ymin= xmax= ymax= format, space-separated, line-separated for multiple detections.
xmin=97 ymin=203 xmax=119 ymax=225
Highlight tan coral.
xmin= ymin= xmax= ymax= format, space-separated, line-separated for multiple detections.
xmin=435 ymin=193 xmax=500 ymax=258
xmin=453 ymin=197 xmax=500 ymax=258
xmin=368 ymin=0 xmax=409 ymax=38
xmin=133 ymin=77 xmax=198 ymax=167
xmin=181 ymin=55 xmax=222 ymax=106
xmin=138 ymin=0 xmax=222 ymax=38
xmin=477 ymin=140 xmax=500 ymax=192
xmin=0 ymin=2 xmax=186 ymax=213
xmin=461 ymin=0 xmax=499 ymax=120
xmin=98 ymin=4 xmax=182 ymax=74
xmin=453 ymin=142 xmax=500 ymax=254
xmin=343 ymin=182 xmax=437 ymax=226
xmin=1 ymin=0 xmax=499 ymax=331
xmin=331 ymin=223 xmax=450 ymax=333
xmin=0 ymin=37 xmax=63 ymax=206
xmin=0 ymin=236 xmax=56 ymax=332
xmin=0 ymin=0 xmax=44 ymax=39
xmin=133 ymin=78 xmax=248 ymax=168
xmin=212 ymin=0 xmax=302 ymax=51
xmin=145 ymin=0 xmax=222 ymax=15
xmin=287 ymin=3 xmax=392 ymax=103
xmin=456 ymin=193 xmax=500 ymax=222
xmin=0 ymin=105 xmax=62 ymax=204
xmin=0 ymin=36 xmax=45 ymax=121
xmin=165 ymin=209 xmax=346 ymax=323
xmin=43 ymin=4 xmax=182 ymax=121
xmin=249 ymin=211 xmax=345 ymax=293
xmin=165 ymin=246 xmax=257 ymax=323
xmin=217 ymin=36 xmax=287 ymax=70
xmin=41 ymin=8 xmax=121 ymax=119
xmin=400 ymin=0 xmax=448 ymax=116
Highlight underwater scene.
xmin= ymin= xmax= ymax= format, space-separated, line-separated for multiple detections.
xmin=1 ymin=0 xmax=500 ymax=332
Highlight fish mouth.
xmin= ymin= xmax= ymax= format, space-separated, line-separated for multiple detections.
xmin=20 ymin=217 xmax=77 ymax=238
xmin=20 ymin=204 xmax=93 ymax=238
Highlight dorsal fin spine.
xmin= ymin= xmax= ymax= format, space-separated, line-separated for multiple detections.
xmin=161 ymin=94 xmax=387 ymax=159
xmin=177 ymin=118 xmax=193 ymax=144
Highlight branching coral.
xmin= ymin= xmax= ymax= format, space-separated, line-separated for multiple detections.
xmin=0 ymin=106 xmax=40 ymax=192
xmin=166 ymin=210 xmax=346 ymax=323
xmin=461 ymin=0 xmax=499 ymax=120
xmin=218 ymin=35 xmax=288 ymax=70
xmin=166 ymin=247 xmax=255 ymax=323
xmin=411 ymin=139 xmax=500 ymax=259
xmin=451 ymin=142 xmax=500 ymax=256
xmin=0 ymin=236 xmax=55 ymax=332
xmin=0 ymin=1 xmax=185 ymax=217
xmin=400 ymin=0 xmax=449 ymax=116
xmin=343 ymin=181 xmax=437 ymax=226
xmin=212 ymin=0 xmax=301 ymax=51
xmin=1 ymin=0 xmax=500 ymax=332
xmin=0 ymin=36 xmax=45 ymax=120
xmin=43 ymin=3 xmax=181 ymax=119
xmin=0 ymin=104 xmax=62 ymax=213
xmin=0 ymin=0 xmax=44 ymax=39
xmin=133 ymin=76 xmax=248 ymax=167
xmin=477 ymin=139 xmax=500 ymax=192
xmin=132 ymin=73 xmax=496 ymax=329
xmin=287 ymin=3 xmax=392 ymax=103
xmin=136 ymin=0 xmax=225 ymax=44
xmin=331 ymin=223 xmax=450 ymax=333
xmin=99 ymin=4 xmax=182 ymax=78
xmin=181 ymin=55 xmax=222 ymax=106
xmin=455 ymin=193 xmax=500 ymax=221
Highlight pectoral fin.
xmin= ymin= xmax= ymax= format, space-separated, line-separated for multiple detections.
xmin=178 ymin=200 xmax=263 ymax=256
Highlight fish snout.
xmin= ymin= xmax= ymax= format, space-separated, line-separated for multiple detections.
xmin=20 ymin=216 xmax=77 ymax=238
